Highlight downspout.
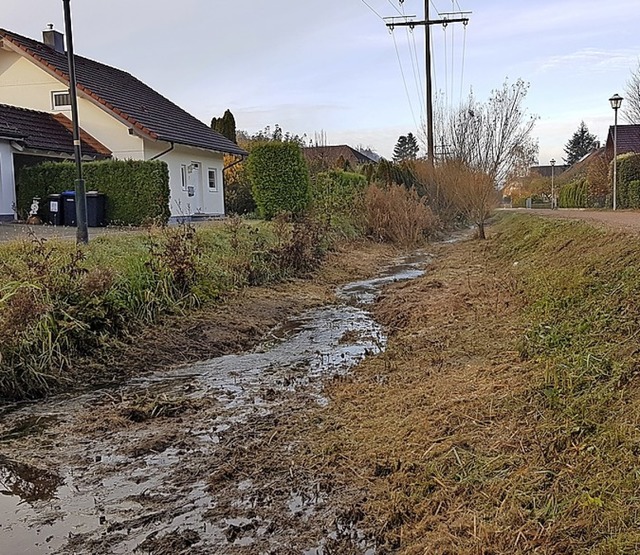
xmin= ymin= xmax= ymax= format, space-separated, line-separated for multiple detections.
xmin=149 ymin=141 xmax=174 ymax=160
xmin=223 ymin=155 xmax=246 ymax=172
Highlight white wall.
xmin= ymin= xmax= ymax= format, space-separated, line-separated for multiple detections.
xmin=0 ymin=51 xmax=144 ymax=159
xmin=0 ymin=141 xmax=16 ymax=220
xmin=145 ymin=141 xmax=225 ymax=218
xmin=0 ymin=48 xmax=227 ymax=219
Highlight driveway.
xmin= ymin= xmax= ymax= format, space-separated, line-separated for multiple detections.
xmin=502 ymin=208 xmax=640 ymax=233
xmin=0 ymin=222 xmax=142 ymax=243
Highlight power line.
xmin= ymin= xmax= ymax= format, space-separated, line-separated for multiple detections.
xmin=359 ymin=0 xmax=384 ymax=20
xmin=385 ymin=3 xmax=470 ymax=164
xmin=459 ymin=22 xmax=467 ymax=103
xmin=391 ymin=28 xmax=421 ymax=133
xmin=386 ymin=0 xmax=404 ymax=17
xmin=400 ymin=1 xmax=426 ymax=122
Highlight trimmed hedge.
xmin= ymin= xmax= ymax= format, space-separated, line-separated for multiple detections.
xmin=247 ymin=142 xmax=310 ymax=219
xmin=613 ymin=153 xmax=640 ymax=209
xmin=559 ymin=178 xmax=587 ymax=208
xmin=18 ymin=159 xmax=170 ymax=225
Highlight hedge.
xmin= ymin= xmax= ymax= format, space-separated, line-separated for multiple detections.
xmin=612 ymin=153 xmax=640 ymax=209
xmin=559 ymin=178 xmax=587 ymax=208
xmin=17 ymin=159 xmax=170 ymax=225
xmin=246 ymin=142 xmax=310 ymax=219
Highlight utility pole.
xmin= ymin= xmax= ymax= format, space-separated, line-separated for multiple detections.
xmin=386 ymin=3 xmax=470 ymax=166
xmin=62 ymin=0 xmax=89 ymax=244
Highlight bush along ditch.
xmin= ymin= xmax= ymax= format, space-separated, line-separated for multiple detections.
xmin=0 ymin=218 xmax=329 ymax=401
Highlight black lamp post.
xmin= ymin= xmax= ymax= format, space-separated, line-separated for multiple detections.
xmin=550 ymin=158 xmax=556 ymax=209
xmin=62 ymin=0 xmax=89 ymax=244
xmin=609 ymin=93 xmax=623 ymax=211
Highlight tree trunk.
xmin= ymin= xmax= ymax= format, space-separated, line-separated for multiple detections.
xmin=477 ymin=221 xmax=486 ymax=240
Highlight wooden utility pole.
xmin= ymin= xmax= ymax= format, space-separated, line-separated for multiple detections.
xmin=386 ymin=4 xmax=470 ymax=166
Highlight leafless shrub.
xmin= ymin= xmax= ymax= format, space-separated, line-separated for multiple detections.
xmin=364 ymin=183 xmax=440 ymax=246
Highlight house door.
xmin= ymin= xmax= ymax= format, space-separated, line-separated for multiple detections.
xmin=186 ymin=161 xmax=203 ymax=214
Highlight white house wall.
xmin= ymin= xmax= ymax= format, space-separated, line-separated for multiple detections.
xmin=145 ymin=141 xmax=225 ymax=218
xmin=0 ymin=141 xmax=16 ymax=220
xmin=0 ymin=51 xmax=144 ymax=159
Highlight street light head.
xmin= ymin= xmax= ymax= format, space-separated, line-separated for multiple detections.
xmin=610 ymin=93 xmax=623 ymax=110
xmin=550 ymin=158 xmax=556 ymax=166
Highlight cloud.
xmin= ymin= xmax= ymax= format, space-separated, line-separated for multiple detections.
xmin=535 ymin=48 xmax=639 ymax=74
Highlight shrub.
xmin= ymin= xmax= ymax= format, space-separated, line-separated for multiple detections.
xmin=223 ymin=154 xmax=256 ymax=215
xmin=310 ymin=170 xmax=367 ymax=236
xmin=559 ymin=178 xmax=587 ymax=208
xmin=247 ymin=142 xmax=310 ymax=219
xmin=613 ymin=153 xmax=640 ymax=209
xmin=364 ymin=183 xmax=439 ymax=246
xmin=17 ymin=159 xmax=170 ymax=225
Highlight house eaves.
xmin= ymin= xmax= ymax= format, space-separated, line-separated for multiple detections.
xmin=0 ymin=29 xmax=247 ymax=157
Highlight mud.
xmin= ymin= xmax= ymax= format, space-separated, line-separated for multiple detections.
xmin=0 ymin=248 xmax=432 ymax=554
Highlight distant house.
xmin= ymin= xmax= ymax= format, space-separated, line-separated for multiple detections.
xmin=303 ymin=145 xmax=377 ymax=171
xmin=530 ymin=164 xmax=570 ymax=178
xmin=605 ymin=124 xmax=640 ymax=158
xmin=0 ymin=26 xmax=246 ymax=222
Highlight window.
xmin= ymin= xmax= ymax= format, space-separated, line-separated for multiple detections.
xmin=51 ymin=90 xmax=71 ymax=109
xmin=180 ymin=164 xmax=188 ymax=191
xmin=207 ymin=168 xmax=218 ymax=192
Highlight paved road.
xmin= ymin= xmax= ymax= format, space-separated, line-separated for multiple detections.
xmin=503 ymin=208 xmax=640 ymax=232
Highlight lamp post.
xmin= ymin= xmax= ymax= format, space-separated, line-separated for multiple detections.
xmin=609 ymin=93 xmax=623 ymax=211
xmin=550 ymin=158 xmax=556 ymax=209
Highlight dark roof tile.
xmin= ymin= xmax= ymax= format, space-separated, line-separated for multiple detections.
xmin=0 ymin=103 xmax=110 ymax=157
xmin=0 ymin=28 xmax=247 ymax=157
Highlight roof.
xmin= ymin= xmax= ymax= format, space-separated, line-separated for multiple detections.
xmin=0 ymin=103 xmax=111 ymax=158
xmin=606 ymin=124 xmax=640 ymax=155
xmin=0 ymin=28 xmax=247 ymax=157
xmin=531 ymin=164 xmax=569 ymax=178
xmin=303 ymin=145 xmax=377 ymax=166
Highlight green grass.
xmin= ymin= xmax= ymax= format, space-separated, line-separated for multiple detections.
xmin=0 ymin=219 xmax=326 ymax=401
xmin=491 ymin=213 xmax=640 ymax=553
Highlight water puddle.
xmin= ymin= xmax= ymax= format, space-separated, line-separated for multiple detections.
xmin=0 ymin=249 xmax=433 ymax=554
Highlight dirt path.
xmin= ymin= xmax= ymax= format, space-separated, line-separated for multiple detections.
xmin=0 ymin=240 xmax=432 ymax=555
xmin=503 ymin=207 xmax=640 ymax=232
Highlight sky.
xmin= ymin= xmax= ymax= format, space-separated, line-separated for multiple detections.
xmin=3 ymin=0 xmax=640 ymax=164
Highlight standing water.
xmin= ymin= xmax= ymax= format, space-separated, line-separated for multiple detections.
xmin=0 ymin=251 xmax=432 ymax=554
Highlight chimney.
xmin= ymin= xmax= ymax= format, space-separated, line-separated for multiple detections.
xmin=43 ymin=24 xmax=65 ymax=54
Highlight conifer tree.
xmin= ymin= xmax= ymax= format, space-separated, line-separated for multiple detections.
xmin=563 ymin=121 xmax=597 ymax=166
xmin=211 ymin=109 xmax=237 ymax=144
xmin=393 ymin=133 xmax=420 ymax=162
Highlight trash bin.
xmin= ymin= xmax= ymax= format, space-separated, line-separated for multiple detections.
xmin=62 ymin=190 xmax=76 ymax=226
xmin=86 ymin=191 xmax=106 ymax=227
xmin=46 ymin=193 xmax=63 ymax=226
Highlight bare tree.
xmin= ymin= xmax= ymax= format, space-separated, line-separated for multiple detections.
xmin=435 ymin=161 xmax=499 ymax=239
xmin=435 ymin=79 xmax=538 ymax=185
xmin=623 ymin=61 xmax=640 ymax=124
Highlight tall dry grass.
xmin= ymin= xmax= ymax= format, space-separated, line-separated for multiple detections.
xmin=364 ymin=183 xmax=440 ymax=247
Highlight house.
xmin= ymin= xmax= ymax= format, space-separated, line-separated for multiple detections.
xmin=0 ymin=26 xmax=246 ymax=222
xmin=605 ymin=124 xmax=640 ymax=159
xmin=303 ymin=145 xmax=377 ymax=171
xmin=530 ymin=164 xmax=569 ymax=178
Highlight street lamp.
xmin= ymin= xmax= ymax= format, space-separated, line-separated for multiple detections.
xmin=550 ymin=158 xmax=556 ymax=209
xmin=610 ymin=93 xmax=623 ymax=211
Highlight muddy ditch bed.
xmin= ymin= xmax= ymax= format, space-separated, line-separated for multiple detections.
xmin=0 ymin=250 xmax=433 ymax=555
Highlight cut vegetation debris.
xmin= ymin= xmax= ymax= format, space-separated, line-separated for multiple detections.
xmin=306 ymin=213 xmax=640 ymax=554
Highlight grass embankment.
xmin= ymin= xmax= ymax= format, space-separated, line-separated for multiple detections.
xmin=0 ymin=218 xmax=330 ymax=401
xmin=312 ymin=214 xmax=640 ymax=554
